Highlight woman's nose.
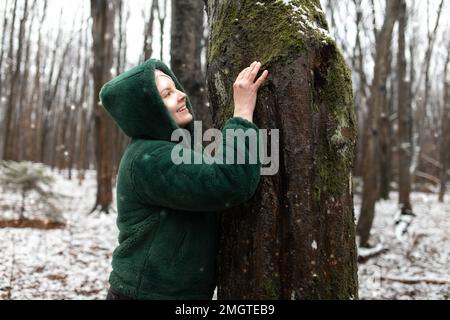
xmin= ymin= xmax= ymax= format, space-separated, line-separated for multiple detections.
xmin=179 ymin=92 xmax=186 ymax=103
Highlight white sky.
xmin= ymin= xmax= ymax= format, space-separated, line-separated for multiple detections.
xmin=45 ymin=0 xmax=172 ymax=66
xmin=3 ymin=0 xmax=449 ymax=79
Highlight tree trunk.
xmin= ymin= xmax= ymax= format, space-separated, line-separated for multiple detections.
xmin=357 ymin=0 xmax=400 ymax=248
xmin=411 ymin=0 xmax=444 ymax=184
xmin=351 ymin=0 xmax=369 ymax=178
xmin=90 ymin=0 xmax=116 ymax=213
xmin=47 ymin=37 xmax=73 ymax=169
xmin=438 ymin=43 xmax=450 ymax=202
xmin=143 ymin=0 xmax=156 ymax=61
xmin=378 ymin=54 xmax=393 ymax=201
xmin=397 ymin=0 xmax=412 ymax=211
xmin=171 ymin=0 xmax=212 ymax=130
xmin=76 ymin=23 xmax=90 ymax=184
xmin=207 ymin=0 xmax=358 ymax=299
xmin=3 ymin=0 xmax=23 ymax=160
xmin=40 ymin=16 xmax=63 ymax=164
xmin=30 ymin=0 xmax=47 ymax=162
xmin=19 ymin=0 xmax=38 ymax=161
xmin=157 ymin=0 xmax=167 ymax=61
xmin=0 ymin=1 xmax=11 ymax=158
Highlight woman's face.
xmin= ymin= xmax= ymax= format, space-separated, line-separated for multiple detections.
xmin=155 ymin=70 xmax=193 ymax=128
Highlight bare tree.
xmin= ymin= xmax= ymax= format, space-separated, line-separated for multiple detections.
xmin=397 ymin=0 xmax=413 ymax=212
xmin=90 ymin=0 xmax=116 ymax=213
xmin=357 ymin=0 xmax=400 ymax=248
xmin=2 ymin=0 xmax=22 ymax=160
xmin=156 ymin=0 xmax=167 ymax=61
xmin=378 ymin=41 xmax=393 ymax=200
xmin=30 ymin=0 xmax=48 ymax=162
xmin=18 ymin=0 xmax=38 ymax=161
xmin=171 ymin=0 xmax=212 ymax=130
xmin=142 ymin=0 xmax=156 ymax=61
xmin=39 ymin=11 xmax=64 ymax=164
xmin=76 ymin=19 xmax=91 ymax=184
xmin=0 ymin=0 xmax=10 ymax=118
xmin=47 ymin=24 xmax=76 ymax=168
xmin=410 ymin=0 xmax=444 ymax=182
xmin=438 ymin=41 xmax=450 ymax=202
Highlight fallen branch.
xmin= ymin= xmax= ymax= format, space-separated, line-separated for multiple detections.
xmin=358 ymin=244 xmax=389 ymax=263
xmin=415 ymin=171 xmax=440 ymax=185
xmin=381 ymin=276 xmax=450 ymax=285
xmin=0 ymin=219 xmax=65 ymax=230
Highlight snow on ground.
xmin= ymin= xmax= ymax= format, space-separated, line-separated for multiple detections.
xmin=0 ymin=170 xmax=118 ymax=300
xmin=355 ymin=192 xmax=450 ymax=300
xmin=0 ymin=169 xmax=448 ymax=300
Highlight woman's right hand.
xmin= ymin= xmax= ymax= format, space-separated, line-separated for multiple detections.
xmin=233 ymin=61 xmax=269 ymax=123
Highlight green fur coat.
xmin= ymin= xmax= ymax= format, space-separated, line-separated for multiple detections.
xmin=99 ymin=59 xmax=261 ymax=299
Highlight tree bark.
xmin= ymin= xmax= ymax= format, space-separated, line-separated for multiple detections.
xmin=357 ymin=0 xmax=400 ymax=248
xmin=90 ymin=0 xmax=116 ymax=213
xmin=411 ymin=0 xmax=444 ymax=184
xmin=0 ymin=1 xmax=10 ymax=148
xmin=156 ymin=0 xmax=167 ymax=61
xmin=31 ymin=0 xmax=48 ymax=162
xmin=76 ymin=23 xmax=90 ymax=183
xmin=143 ymin=0 xmax=156 ymax=61
xmin=171 ymin=0 xmax=212 ymax=130
xmin=438 ymin=42 xmax=450 ymax=202
xmin=47 ymin=34 xmax=74 ymax=168
xmin=207 ymin=0 xmax=358 ymax=299
xmin=40 ymin=14 xmax=63 ymax=164
xmin=378 ymin=49 xmax=393 ymax=200
xmin=19 ymin=0 xmax=38 ymax=161
xmin=3 ymin=0 xmax=23 ymax=160
xmin=397 ymin=0 xmax=412 ymax=211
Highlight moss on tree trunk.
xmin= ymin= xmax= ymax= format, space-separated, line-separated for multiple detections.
xmin=207 ymin=0 xmax=358 ymax=299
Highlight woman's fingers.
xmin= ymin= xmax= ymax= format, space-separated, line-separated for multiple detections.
xmin=236 ymin=61 xmax=267 ymax=85
xmin=243 ymin=62 xmax=257 ymax=79
xmin=248 ymin=62 xmax=261 ymax=82
xmin=254 ymin=69 xmax=269 ymax=89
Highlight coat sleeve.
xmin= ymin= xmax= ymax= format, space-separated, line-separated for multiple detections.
xmin=131 ymin=117 xmax=262 ymax=212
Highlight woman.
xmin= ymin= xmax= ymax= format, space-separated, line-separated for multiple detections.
xmin=100 ymin=59 xmax=268 ymax=300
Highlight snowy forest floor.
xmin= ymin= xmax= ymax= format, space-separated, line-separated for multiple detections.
xmin=0 ymin=170 xmax=448 ymax=300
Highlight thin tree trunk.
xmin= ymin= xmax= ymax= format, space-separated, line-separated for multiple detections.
xmin=357 ymin=0 xmax=400 ymax=248
xmin=18 ymin=0 xmax=37 ymax=161
xmin=47 ymin=33 xmax=75 ymax=168
xmin=378 ymin=45 xmax=393 ymax=200
xmin=351 ymin=0 xmax=368 ymax=178
xmin=207 ymin=0 xmax=358 ymax=299
xmin=76 ymin=22 xmax=90 ymax=183
xmin=0 ymin=1 xmax=10 ymax=143
xmin=157 ymin=0 xmax=167 ymax=61
xmin=2 ymin=0 xmax=21 ymax=160
xmin=171 ymin=0 xmax=212 ymax=130
xmin=438 ymin=42 xmax=450 ymax=202
xmin=68 ymin=15 xmax=86 ymax=180
xmin=30 ymin=0 xmax=47 ymax=162
xmin=411 ymin=0 xmax=444 ymax=182
xmin=397 ymin=0 xmax=412 ymax=211
xmin=143 ymin=0 xmax=156 ymax=61
xmin=40 ymin=13 xmax=63 ymax=163
xmin=90 ymin=0 xmax=116 ymax=213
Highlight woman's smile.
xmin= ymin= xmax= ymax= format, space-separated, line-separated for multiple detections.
xmin=177 ymin=105 xmax=188 ymax=113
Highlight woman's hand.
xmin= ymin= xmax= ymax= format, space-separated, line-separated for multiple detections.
xmin=233 ymin=61 xmax=269 ymax=123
